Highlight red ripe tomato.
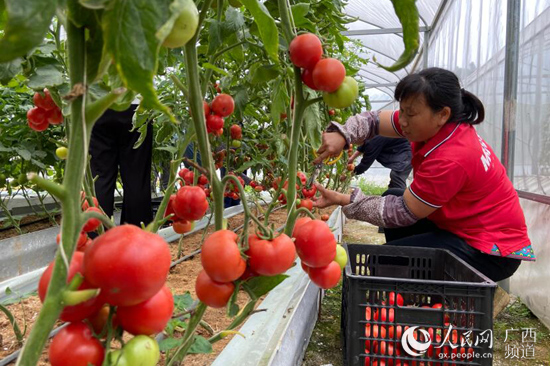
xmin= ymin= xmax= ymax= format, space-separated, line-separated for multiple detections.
xmin=172 ymin=219 xmax=193 ymax=234
xmin=312 ymin=58 xmax=346 ymax=92
xmin=203 ymin=100 xmax=210 ymax=116
xmin=178 ymin=168 xmax=189 ymax=179
xmin=27 ymin=118 xmax=49 ymax=131
xmin=87 ymin=305 xmax=119 ymax=336
xmin=198 ymin=174 xmax=208 ymax=185
xmin=388 ymin=292 xmax=404 ymax=306
xmin=82 ymin=207 xmax=103 ymax=232
xmin=83 ymin=225 xmax=171 ymax=306
xmin=164 ymin=194 xmax=177 ymax=221
xmin=296 ymin=171 xmax=307 ymax=186
xmin=117 ymin=285 xmax=174 ymax=336
xmin=81 ymin=194 xmax=99 ymax=211
xmin=300 ymin=260 xmax=310 ymax=274
xmin=297 ymin=198 xmax=313 ymax=211
xmin=47 ymin=107 xmax=63 ymax=124
xmin=293 ymin=220 xmax=336 ymax=268
xmin=206 ymin=114 xmax=224 ymax=132
xmin=33 ymin=89 xmax=57 ymax=111
xmin=211 ymin=94 xmax=234 ymax=117
xmin=292 ymin=217 xmax=312 ymax=237
xmin=307 ymin=261 xmax=341 ymax=289
xmin=289 ymin=33 xmax=323 ymax=69
xmin=38 ymin=252 xmax=104 ymax=322
xmin=230 ymin=124 xmax=242 ymax=140
xmin=254 ymin=185 xmax=264 ymax=192
xmin=49 ymin=322 xmax=104 ymax=366
xmin=195 ymin=270 xmax=234 ymax=308
xmin=347 ymin=163 xmax=355 ymax=171
xmin=246 ymin=234 xmax=296 ymax=276
xmin=172 ymin=186 xmax=208 ymax=221
xmin=56 ymin=231 xmax=89 ymax=251
xmin=201 ymin=230 xmax=246 ymax=282
xmin=321 ymin=214 xmax=330 ymax=221
xmin=27 ymin=107 xmax=48 ymax=125
xmin=328 ymin=109 xmax=335 ymax=116
xmin=302 ymin=186 xmax=317 ymax=198
xmin=301 ymin=68 xmax=318 ymax=90
xmin=183 ymin=170 xmax=194 ymax=186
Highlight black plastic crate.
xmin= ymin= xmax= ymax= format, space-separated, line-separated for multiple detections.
xmin=341 ymin=244 xmax=496 ymax=366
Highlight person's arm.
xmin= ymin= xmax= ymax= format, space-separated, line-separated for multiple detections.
xmin=314 ymin=110 xmax=402 ymax=164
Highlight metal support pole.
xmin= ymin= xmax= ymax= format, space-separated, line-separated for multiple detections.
xmin=423 ymin=30 xmax=430 ymax=69
xmin=499 ymin=0 xmax=521 ymax=293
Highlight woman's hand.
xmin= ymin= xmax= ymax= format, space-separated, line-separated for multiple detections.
xmin=311 ymin=183 xmax=350 ymax=208
xmin=347 ymin=150 xmax=361 ymax=164
xmin=313 ymin=132 xmax=347 ymax=164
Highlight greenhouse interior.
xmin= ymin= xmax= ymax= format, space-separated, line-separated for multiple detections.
xmin=0 ymin=0 xmax=549 ymax=365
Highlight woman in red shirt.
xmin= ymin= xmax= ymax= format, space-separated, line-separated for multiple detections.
xmin=313 ymin=67 xmax=534 ymax=282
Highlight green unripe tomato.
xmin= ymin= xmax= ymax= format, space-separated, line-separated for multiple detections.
xmin=122 ymin=336 xmax=160 ymax=366
xmin=162 ymin=0 xmax=199 ymax=48
xmin=231 ymin=140 xmax=242 ymax=148
xmin=334 ymin=116 xmax=342 ymax=123
xmin=108 ymin=350 xmax=129 ymax=366
xmin=334 ymin=244 xmax=348 ymax=269
xmin=323 ymin=77 xmax=358 ymax=109
xmin=11 ymin=179 xmax=19 ymax=187
xmin=56 ymin=147 xmax=68 ymax=160
xmin=17 ymin=173 xmax=28 ymax=185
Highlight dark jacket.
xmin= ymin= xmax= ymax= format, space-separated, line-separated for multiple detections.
xmin=355 ymin=136 xmax=412 ymax=174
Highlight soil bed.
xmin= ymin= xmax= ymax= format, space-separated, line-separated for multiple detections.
xmin=0 ymin=206 xmax=334 ymax=365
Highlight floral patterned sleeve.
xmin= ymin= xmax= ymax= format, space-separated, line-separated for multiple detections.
xmin=326 ymin=111 xmax=381 ymax=149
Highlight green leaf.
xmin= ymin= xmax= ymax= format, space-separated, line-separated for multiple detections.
xmin=27 ymin=65 xmax=64 ymax=90
xmin=0 ymin=58 xmax=22 ymax=85
xmin=173 ymin=292 xmax=194 ymax=311
xmin=102 ymin=0 xmax=175 ymax=121
xmin=226 ymin=281 xmax=241 ymax=317
xmin=240 ymin=0 xmax=279 ymax=63
xmin=270 ymin=78 xmax=288 ymax=124
xmin=155 ymin=121 xmax=175 ymax=144
xmin=291 ymin=3 xmax=314 ymax=30
xmin=207 ymin=21 xmax=224 ymax=55
xmin=15 ymin=148 xmax=31 ymax=161
xmin=303 ymin=91 xmax=322 ymax=150
xmin=165 ymin=318 xmax=187 ymax=337
xmin=202 ymin=62 xmax=229 ymax=76
xmin=158 ymin=337 xmax=184 ymax=351
xmin=224 ymin=7 xmax=245 ymax=32
xmin=155 ymin=146 xmax=178 ymax=154
xmin=250 ymin=64 xmax=279 ymax=84
xmin=227 ymin=34 xmax=244 ymax=63
xmin=234 ymin=159 xmax=258 ymax=174
xmin=189 ymin=335 xmax=213 ymax=354
xmin=244 ymin=274 xmax=288 ymax=299
xmin=233 ymin=86 xmax=249 ymax=114
xmin=0 ymin=0 xmax=57 ymax=63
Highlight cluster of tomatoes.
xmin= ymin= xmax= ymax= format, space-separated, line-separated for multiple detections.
xmin=41 ymin=223 xmax=173 ymax=366
xmin=292 ymin=218 xmax=347 ymax=289
xmin=204 ymin=93 xmax=235 ymax=136
xmin=26 ymin=88 xmax=63 ymax=131
xmin=289 ymin=33 xmax=358 ymax=109
xmin=364 ymin=293 xmax=476 ymax=365
xmin=223 ymin=172 xmax=245 ymax=200
xmin=166 ymin=169 xmax=210 ymax=234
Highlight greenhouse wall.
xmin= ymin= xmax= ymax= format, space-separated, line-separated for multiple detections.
xmin=425 ymin=0 xmax=550 ymax=328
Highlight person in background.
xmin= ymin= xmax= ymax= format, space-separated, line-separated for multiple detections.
xmin=312 ymin=67 xmax=534 ymax=282
xmin=350 ymin=135 xmax=412 ymax=190
xmin=89 ymin=104 xmax=153 ymax=227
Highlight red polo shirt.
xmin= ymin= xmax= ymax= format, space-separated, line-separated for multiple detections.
xmin=391 ymin=111 xmax=531 ymax=256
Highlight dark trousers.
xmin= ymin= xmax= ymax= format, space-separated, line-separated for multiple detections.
xmin=382 ymin=188 xmax=521 ymax=282
xmin=89 ymin=106 xmax=153 ymax=227
xmin=388 ymin=166 xmax=412 ymax=189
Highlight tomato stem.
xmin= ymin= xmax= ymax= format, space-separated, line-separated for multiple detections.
xmin=62 ymin=288 xmax=100 ymax=306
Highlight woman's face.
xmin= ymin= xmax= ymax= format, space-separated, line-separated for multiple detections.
xmin=398 ymin=94 xmax=450 ymax=142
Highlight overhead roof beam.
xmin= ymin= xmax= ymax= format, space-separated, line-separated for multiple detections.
xmin=343 ymin=26 xmax=429 ymax=36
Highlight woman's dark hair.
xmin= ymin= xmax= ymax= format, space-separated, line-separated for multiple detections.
xmin=394 ymin=67 xmax=485 ymax=125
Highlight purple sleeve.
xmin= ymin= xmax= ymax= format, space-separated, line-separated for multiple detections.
xmin=326 ymin=111 xmax=380 ymax=149
xmin=342 ymin=189 xmax=419 ymax=228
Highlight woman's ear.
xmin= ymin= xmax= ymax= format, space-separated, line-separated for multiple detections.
xmin=439 ymin=106 xmax=451 ymax=125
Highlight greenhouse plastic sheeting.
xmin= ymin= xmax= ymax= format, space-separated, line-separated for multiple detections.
xmin=401 ymin=0 xmax=550 ymax=329
xmin=343 ymin=0 xmax=443 ymax=110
